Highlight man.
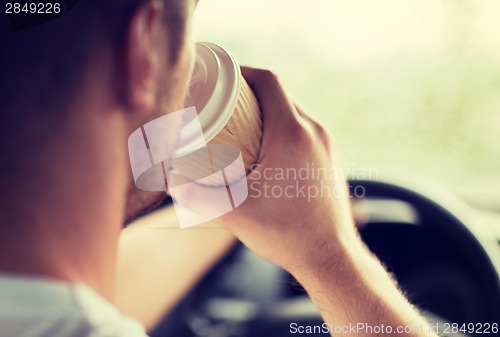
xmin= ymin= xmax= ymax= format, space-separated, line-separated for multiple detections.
xmin=0 ymin=0 xmax=437 ymax=336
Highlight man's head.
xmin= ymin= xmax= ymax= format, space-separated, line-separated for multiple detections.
xmin=0 ymin=0 xmax=196 ymax=223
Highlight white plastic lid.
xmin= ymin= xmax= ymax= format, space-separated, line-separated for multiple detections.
xmin=175 ymin=42 xmax=241 ymax=158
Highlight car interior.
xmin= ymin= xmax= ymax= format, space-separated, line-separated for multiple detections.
xmin=138 ymin=1 xmax=500 ymax=336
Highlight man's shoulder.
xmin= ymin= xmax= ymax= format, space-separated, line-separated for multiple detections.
xmin=0 ymin=274 xmax=148 ymax=337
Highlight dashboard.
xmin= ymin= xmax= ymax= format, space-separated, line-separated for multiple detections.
xmin=150 ymin=177 xmax=500 ymax=337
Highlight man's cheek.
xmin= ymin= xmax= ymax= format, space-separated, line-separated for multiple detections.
xmin=124 ymin=184 xmax=167 ymax=226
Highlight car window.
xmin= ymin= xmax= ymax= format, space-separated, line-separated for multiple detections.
xmin=193 ymin=0 xmax=500 ymax=211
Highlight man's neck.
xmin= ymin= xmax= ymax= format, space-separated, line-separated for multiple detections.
xmin=0 ymin=111 xmax=129 ymax=302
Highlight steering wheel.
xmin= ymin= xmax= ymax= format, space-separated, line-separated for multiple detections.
xmin=151 ymin=177 xmax=500 ymax=337
xmin=349 ymin=177 xmax=500 ymax=322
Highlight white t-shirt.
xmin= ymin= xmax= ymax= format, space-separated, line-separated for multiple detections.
xmin=0 ymin=274 xmax=149 ymax=337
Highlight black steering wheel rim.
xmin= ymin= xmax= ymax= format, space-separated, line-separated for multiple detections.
xmin=348 ymin=177 xmax=500 ymax=321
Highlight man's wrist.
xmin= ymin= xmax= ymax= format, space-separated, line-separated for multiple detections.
xmin=287 ymin=229 xmax=436 ymax=337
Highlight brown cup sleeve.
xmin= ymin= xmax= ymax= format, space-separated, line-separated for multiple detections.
xmin=210 ymin=76 xmax=262 ymax=172
xmin=170 ymin=76 xmax=262 ymax=186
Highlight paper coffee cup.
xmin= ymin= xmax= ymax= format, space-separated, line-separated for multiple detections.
xmin=170 ymin=42 xmax=262 ymax=185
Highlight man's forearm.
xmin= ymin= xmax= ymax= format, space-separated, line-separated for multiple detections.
xmin=116 ymin=206 xmax=236 ymax=331
xmin=291 ymin=234 xmax=437 ymax=337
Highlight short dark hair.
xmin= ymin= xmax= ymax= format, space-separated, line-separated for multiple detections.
xmin=0 ymin=0 xmax=186 ymax=175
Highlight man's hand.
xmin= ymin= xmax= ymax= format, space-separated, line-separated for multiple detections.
xmin=215 ymin=67 xmax=359 ymax=274
xmin=213 ymin=67 xmax=436 ymax=337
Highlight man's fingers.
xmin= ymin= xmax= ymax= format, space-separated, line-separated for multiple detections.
xmin=241 ymin=66 xmax=314 ymax=162
xmin=294 ymin=102 xmax=333 ymax=149
xmin=241 ymin=67 xmax=301 ymax=127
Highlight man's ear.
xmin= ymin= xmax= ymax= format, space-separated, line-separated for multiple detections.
xmin=126 ymin=0 xmax=165 ymax=115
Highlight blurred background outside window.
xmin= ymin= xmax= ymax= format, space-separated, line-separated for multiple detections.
xmin=193 ymin=0 xmax=500 ymax=211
